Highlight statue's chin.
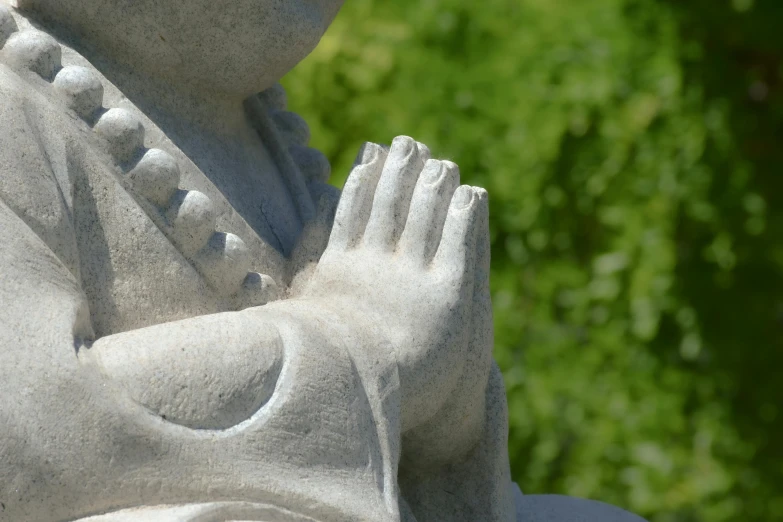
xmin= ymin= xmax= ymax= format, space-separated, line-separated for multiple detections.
xmin=73 ymin=502 xmax=319 ymax=522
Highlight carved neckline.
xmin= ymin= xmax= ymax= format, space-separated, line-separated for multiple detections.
xmin=0 ymin=4 xmax=333 ymax=309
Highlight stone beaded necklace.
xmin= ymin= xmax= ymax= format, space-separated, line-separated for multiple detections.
xmin=0 ymin=5 xmax=333 ymax=310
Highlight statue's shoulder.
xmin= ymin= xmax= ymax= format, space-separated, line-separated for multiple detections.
xmin=0 ymin=59 xmax=66 ymax=207
xmin=0 ymin=68 xmax=83 ymax=278
xmin=0 ymin=5 xmax=104 ymax=142
xmin=0 ymin=60 xmax=31 ymax=102
xmin=0 ymin=6 xmax=73 ymax=176
xmin=0 ymin=10 xmax=86 ymax=274
xmin=0 ymin=4 xmax=56 ymax=102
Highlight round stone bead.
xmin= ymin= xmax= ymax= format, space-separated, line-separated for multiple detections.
xmin=127 ymin=148 xmax=181 ymax=206
xmin=271 ymin=110 xmax=310 ymax=146
xmin=195 ymin=232 xmax=252 ymax=295
xmin=2 ymin=30 xmax=61 ymax=80
xmin=94 ymin=108 xmax=145 ymax=163
xmin=0 ymin=5 xmax=18 ymax=48
xmin=239 ymin=272 xmax=281 ymax=308
xmin=54 ymin=66 xmax=104 ymax=120
xmin=289 ymin=144 xmax=331 ymax=183
xmin=165 ymin=190 xmax=216 ymax=256
xmin=260 ymin=83 xmax=287 ymax=111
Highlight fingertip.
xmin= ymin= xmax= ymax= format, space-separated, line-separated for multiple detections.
xmin=471 ymin=186 xmax=489 ymax=215
xmin=450 ymin=185 xmax=476 ymax=211
xmin=472 ymin=186 xmax=488 ymax=201
xmin=390 ymin=135 xmax=417 ymax=157
xmin=416 ymin=141 xmax=432 ymax=162
xmin=442 ymin=159 xmax=460 ymax=172
xmin=353 ymin=141 xmax=386 ymax=167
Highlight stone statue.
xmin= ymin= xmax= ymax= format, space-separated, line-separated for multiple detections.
xmin=0 ymin=1 xmax=648 ymax=520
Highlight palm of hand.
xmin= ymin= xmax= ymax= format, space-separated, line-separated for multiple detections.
xmin=304 ymin=136 xmax=489 ymax=432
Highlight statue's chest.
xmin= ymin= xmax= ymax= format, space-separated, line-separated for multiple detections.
xmin=0 ymin=14 xmax=331 ymax=336
xmin=71 ymin=141 xmax=290 ymax=337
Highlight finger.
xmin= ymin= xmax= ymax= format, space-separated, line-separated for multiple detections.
xmin=432 ymin=186 xmax=485 ymax=283
xmin=472 ymin=187 xmax=491 ymax=290
xmin=469 ymin=187 xmax=493 ymax=366
xmin=362 ymin=136 xmax=427 ymax=250
xmin=416 ymin=141 xmax=432 ymax=163
xmin=327 ymin=142 xmax=387 ymax=251
xmin=399 ymin=159 xmax=460 ymax=265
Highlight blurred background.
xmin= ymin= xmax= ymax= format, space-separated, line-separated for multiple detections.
xmin=282 ymin=0 xmax=783 ymax=519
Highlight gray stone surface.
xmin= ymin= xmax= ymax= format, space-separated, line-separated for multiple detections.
xmin=516 ymin=495 xmax=647 ymax=522
xmin=0 ymin=1 xmax=649 ymax=521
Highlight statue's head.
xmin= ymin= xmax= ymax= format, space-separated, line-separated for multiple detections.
xmin=16 ymin=0 xmax=344 ymax=97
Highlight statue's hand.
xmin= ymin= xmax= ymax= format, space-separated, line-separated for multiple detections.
xmin=303 ymin=136 xmax=488 ymax=432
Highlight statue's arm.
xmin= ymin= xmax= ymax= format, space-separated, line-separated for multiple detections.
xmin=0 ymin=88 xmax=332 ymax=430
xmin=0 ymin=169 xmax=363 ymax=437
xmin=0 ymin=146 xmax=344 ymax=431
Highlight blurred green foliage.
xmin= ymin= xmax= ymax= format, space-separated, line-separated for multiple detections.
xmin=283 ymin=0 xmax=783 ymax=519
